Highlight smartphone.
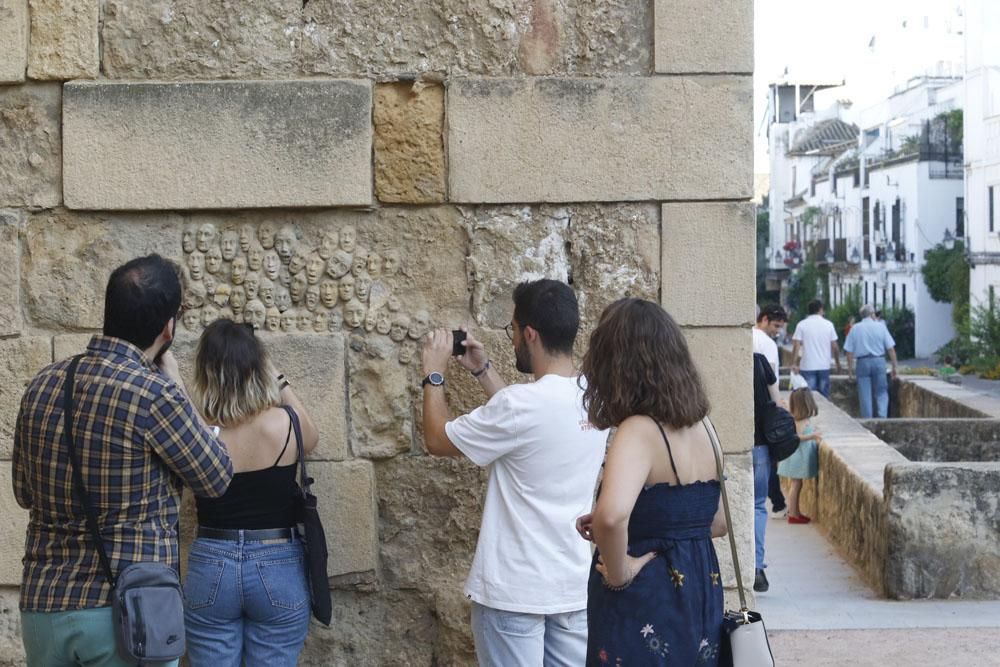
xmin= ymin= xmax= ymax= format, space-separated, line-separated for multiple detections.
xmin=452 ymin=330 xmax=467 ymax=356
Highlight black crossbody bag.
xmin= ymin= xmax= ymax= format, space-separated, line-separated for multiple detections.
xmin=62 ymin=355 xmax=187 ymax=664
xmin=282 ymin=405 xmax=332 ymax=626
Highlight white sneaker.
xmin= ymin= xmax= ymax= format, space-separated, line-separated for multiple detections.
xmin=770 ymin=507 xmax=788 ymax=519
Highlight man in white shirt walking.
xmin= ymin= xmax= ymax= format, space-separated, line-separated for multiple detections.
xmin=791 ymin=299 xmax=842 ymax=398
xmin=753 ymin=304 xmax=787 ymax=376
xmin=421 ymin=279 xmax=607 ymax=666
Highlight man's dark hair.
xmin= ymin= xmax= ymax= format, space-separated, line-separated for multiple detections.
xmin=512 ymin=279 xmax=579 ymax=355
xmin=757 ymin=303 xmax=788 ymax=324
xmin=807 ymin=299 xmax=824 ymax=315
xmin=103 ymin=254 xmax=183 ymax=349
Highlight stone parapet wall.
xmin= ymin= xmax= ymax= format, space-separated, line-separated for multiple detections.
xmin=0 ymin=0 xmax=753 ymax=662
xmin=864 ymin=418 xmax=1000 ymax=462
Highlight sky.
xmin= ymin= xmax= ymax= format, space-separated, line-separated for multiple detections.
xmin=753 ymin=0 xmax=966 ymax=174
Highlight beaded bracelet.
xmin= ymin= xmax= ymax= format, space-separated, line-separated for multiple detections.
xmin=471 ymin=359 xmax=492 ymax=378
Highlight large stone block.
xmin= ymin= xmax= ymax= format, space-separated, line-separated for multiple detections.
xmin=0 ymin=587 xmax=24 ymax=663
xmin=0 ymin=337 xmax=53 ymax=459
xmin=662 ymin=202 xmax=755 ymax=326
xmin=53 ymin=333 xmax=93 ymax=362
xmin=0 ymin=83 xmax=60 ymax=207
xmin=0 ymin=468 xmax=28 ymax=586
xmin=22 ymin=210 xmax=181 ymax=330
xmin=681 ymin=327 xmax=752 ymax=454
xmin=654 ymin=0 xmax=753 ymax=73
xmin=63 ymin=80 xmax=373 ymax=210
xmin=314 ymin=459 xmax=378 ymax=577
xmin=448 ymin=76 xmax=752 ymax=203
xmin=100 ymin=0 xmax=650 ymax=80
xmin=0 ymin=211 xmax=21 ymax=336
xmin=0 ymin=0 xmax=28 ymax=82
xmin=712 ymin=452 xmax=755 ymax=598
xmin=374 ymin=82 xmax=446 ymax=204
xmin=26 ymin=0 xmax=99 ymax=80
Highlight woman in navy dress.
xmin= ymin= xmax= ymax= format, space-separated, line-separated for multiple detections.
xmin=577 ymin=298 xmax=726 ymax=665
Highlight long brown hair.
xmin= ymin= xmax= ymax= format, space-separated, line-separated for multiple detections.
xmin=581 ymin=298 xmax=710 ymax=430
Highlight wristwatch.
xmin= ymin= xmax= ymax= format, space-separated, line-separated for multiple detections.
xmin=422 ymin=371 xmax=445 ymax=388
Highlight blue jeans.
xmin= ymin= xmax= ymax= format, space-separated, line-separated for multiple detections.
xmin=855 ymin=356 xmax=889 ymax=418
xmin=184 ymin=534 xmax=310 ymax=667
xmin=21 ymin=606 xmax=179 ymax=667
xmin=800 ymin=369 xmax=831 ymax=397
xmin=470 ymin=602 xmax=587 ymax=667
xmin=752 ymin=445 xmax=770 ymax=570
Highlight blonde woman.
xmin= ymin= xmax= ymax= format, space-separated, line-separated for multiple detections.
xmin=185 ymin=320 xmax=319 ymax=667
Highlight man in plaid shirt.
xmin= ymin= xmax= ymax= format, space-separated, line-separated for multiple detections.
xmin=12 ymin=254 xmax=233 ymax=666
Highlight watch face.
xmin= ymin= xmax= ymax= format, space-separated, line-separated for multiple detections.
xmin=429 ymin=372 xmax=444 ymax=385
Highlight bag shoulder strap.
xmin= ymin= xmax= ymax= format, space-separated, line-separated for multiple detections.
xmin=62 ymin=354 xmax=117 ymax=588
xmin=702 ymin=417 xmax=749 ymax=613
xmin=280 ymin=405 xmax=312 ymax=494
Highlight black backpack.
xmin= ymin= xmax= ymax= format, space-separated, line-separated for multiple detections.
xmin=763 ymin=402 xmax=800 ymax=462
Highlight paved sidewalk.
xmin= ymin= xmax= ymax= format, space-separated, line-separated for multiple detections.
xmin=758 ymin=516 xmax=1000 ymax=664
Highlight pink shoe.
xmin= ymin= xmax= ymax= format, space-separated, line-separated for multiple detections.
xmin=788 ymin=514 xmax=811 ymax=524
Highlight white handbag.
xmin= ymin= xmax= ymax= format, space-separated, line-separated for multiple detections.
xmin=703 ymin=419 xmax=776 ymax=667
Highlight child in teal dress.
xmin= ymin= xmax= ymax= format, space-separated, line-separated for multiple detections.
xmin=777 ymin=388 xmax=822 ymax=524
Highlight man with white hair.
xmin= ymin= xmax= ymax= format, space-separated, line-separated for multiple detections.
xmin=844 ymin=304 xmax=898 ymax=418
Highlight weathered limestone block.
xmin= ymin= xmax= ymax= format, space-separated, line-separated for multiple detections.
xmin=681 ymin=327 xmax=752 ymax=454
xmin=655 ymin=0 xmax=753 ymax=73
xmin=0 ymin=83 xmax=60 ymax=207
xmin=348 ymin=337 xmax=416 ymax=459
xmin=53 ymin=333 xmax=93 ymax=362
xmin=315 ymin=459 xmax=378 ymax=577
xmin=885 ymin=463 xmax=1000 ymax=599
xmin=0 ymin=0 xmax=28 ymax=82
xmin=0 ymin=587 xmax=24 ymax=664
xmin=0 ymin=469 xmax=29 ymax=586
xmin=27 ymin=0 xmax=99 ymax=80
xmin=100 ymin=0 xmax=650 ymax=80
xmin=0 ymin=211 xmax=21 ymax=336
xmin=712 ymin=452 xmax=755 ymax=599
xmin=0 ymin=337 xmax=53 ymax=459
xmin=449 ymin=76 xmax=752 ymax=203
xmin=662 ymin=202 xmax=755 ymax=327
xmin=374 ymin=82 xmax=446 ymax=204
xmin=63 ymin=80 xmax=373 ymax=210
xmin=22 ymin=210 xmax=181 ymax=330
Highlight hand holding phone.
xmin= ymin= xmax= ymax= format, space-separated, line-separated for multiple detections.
xmin=452 ymin=330 xmax=467 ymax=357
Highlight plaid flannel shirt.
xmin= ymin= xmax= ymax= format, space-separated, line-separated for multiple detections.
xmin=12 ymin=335 xmax=233 ymax=612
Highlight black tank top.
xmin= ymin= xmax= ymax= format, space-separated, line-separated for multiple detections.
xmin=196 ymin=416 xmax=300 ymax=530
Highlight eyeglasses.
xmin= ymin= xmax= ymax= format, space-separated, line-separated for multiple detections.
xmin=505 ymin=322 xmax=514 ymax=340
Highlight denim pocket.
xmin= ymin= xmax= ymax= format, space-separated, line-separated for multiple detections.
xmin=256 ymin=556 xmax=308 ymax=610
xmin=184 ymin=554 xmax=225 ymax=610
xmin=492 ymin=609 xmax=541 ymax=637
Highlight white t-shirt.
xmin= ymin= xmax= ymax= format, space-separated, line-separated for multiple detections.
xmin=445 ymin=374 xmax=608 ymax=614
xmin=752 ymin=327 xmax=779 ymax=376
xmin=792 ymin=314 xmax=838 ymax=371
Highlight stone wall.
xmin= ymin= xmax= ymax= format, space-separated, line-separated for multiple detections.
xmin=0 ymin=0 xmax=754 ymax=663
xmin=864 ymin=419 xmax=1000 ymax=462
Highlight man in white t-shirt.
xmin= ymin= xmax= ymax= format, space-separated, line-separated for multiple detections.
xmin=791 ymin=299 xmax=842 ymax=397
xmin=753 ymin=303 xmax=787 ymax=377
xmin=421 ymin=279 xmax=607 ymax=667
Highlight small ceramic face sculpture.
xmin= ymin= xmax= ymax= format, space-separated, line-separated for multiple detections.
xmin=220 ymin=231 xmax=239 ymax=261
xmin=213 ymin=284 xmax=231 ymax=308
xmin=196 ymin=223 xmax=217 ymax=253
xmin=364 ymin=310 xmax=377 ymax=333
xmin=398 ymin=340 xmax=416 ymax=365
xmin=387 ymin=294 xmax=401 ymax=312
xmin=355 ymin=276 xmax=372 ymax=302
xmin=280 ymin=311 xmax=296 ymax=332
xmin=245 ymin=300 xmax=266 ymax=330
xmin=265 ymin=307 xmax=281 ymax=332
xmin=201 ymin=305 xmax=219 ymax=327
xmin=319 ymin=231 xmax=338 ymax=260
xmin=206 ymin=246 xmax=223 ymax=275
xmin=306 ymin=254 xmax=325 ymax=285
xmin=229 ymin=285 xmax=246 ymax=312
xmin=383 ymin=250 xmax=401 ymax=276
xmin=297 ymin=309 xmax=312 ymax=331
xmin=244 ymin=273 xmax=261 ymax=301
xmin=247 ymin=243 xmax=264 ymax=271
xmin=258 ymin=278 xmax=275 ymax=307
xmin=326 ymin=250 xmax=351 ymax=279
xmin=239 ymin=224 xmax=255 ymax=253
xmin=344 ymin=299 xmax=365 ymax=329
xmin=263 ymin=250 xmax=281 ymax=280
xmin=351 ymin=250 xmax=368 ymax=278
xmin=182 ymin=224 xmax=197 ymax=254
xmin=186 ymin=252 xmax=205 ymax=281
xmin=409 ymin=310 xmax=430 ymax=340
xmin=274 ymin=225 xmax=297 ymax=263
xmin=184 ymin=283 xmax=207 ymax=310
xmin=338 ymin=275 xmax=355 ymax=303
xmin=328 ymin=309 xmax=343 ymax=331
xmin=313 ymin=311 xmax=329 ymax=333
xmin=290 ymin=273 xmax=307 ymax=303
xmin=366 ymin=252 xmax=382 ymax=278
xmin=274 ymin=287 xmax=291 ymax=312
xmin=183 ymin=308 xmax=201 ymax=331
xmin=340 ymin=226 xmax=357 ymax=253
xmin=389 ymin=315 xmax=410 ymax=343
xmin=305 ymin=285 xmax=320 ymax=312
xmin=288 ymin=246 xmax=308 ymax=275
xmin=320 ymin=280 xmax=338 ymax=308
xmin=258 ymin=222 xmax=277 ymax=250
xmin=230 ymin=257 xmax=247 ymax=285
xmin=376 ymin=309 xmax=392 ymax=335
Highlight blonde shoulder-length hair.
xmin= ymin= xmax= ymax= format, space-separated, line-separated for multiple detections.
xmin=193 ymin=319 xmax=280 ymax=428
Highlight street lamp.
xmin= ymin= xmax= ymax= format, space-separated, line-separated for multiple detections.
xmin=824 ymin=248 xmax=835 ymax=264
xmin=773 ymin=248 xmax=783 ymax=263
xmin=850 ymin=247 xmax=861 ymax=264
xmin=943 ymin=229 xmax=955 ymax=249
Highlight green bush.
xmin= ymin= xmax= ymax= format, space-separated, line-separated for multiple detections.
xmin=880 ymin=306 xmax=915 ymax=359
xmin=827 ymin=285 xmax=863 ymax=346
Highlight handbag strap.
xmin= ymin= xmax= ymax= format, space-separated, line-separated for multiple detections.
xmin=702 ymin=417 xmax=749 ymax=614
xmin=281 ymin=405 xmax=312 ymax=494
xmin=62 ymin=354 xmax=117 ymax=588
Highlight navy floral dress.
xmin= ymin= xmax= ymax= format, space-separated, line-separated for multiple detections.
xmin=587 ymin=426 xmax=723 ymax=666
